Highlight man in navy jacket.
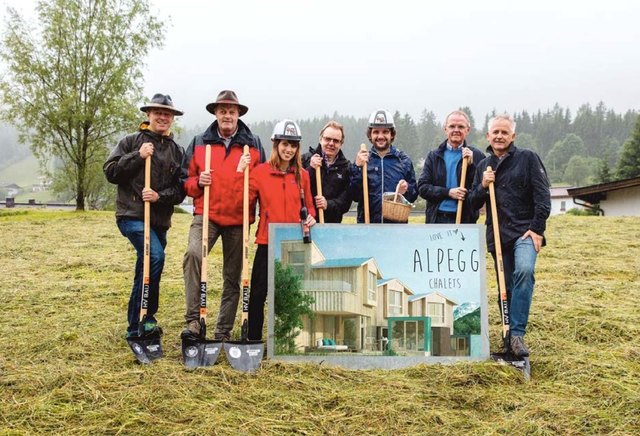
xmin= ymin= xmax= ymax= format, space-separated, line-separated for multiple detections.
xmin=349 ymin=109 xmax=417 ymax=223
xmin=469 ymin=114 xmax=551 ymax=358
xmin=417 ymin=110 xmax=485 ymax=223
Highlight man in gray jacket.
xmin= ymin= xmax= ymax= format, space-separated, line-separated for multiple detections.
xmin=104 ymin=93 xmax=185 ymax=339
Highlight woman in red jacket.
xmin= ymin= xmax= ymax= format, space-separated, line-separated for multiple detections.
xmin=238 ymin=120 xmax=316 ymax=341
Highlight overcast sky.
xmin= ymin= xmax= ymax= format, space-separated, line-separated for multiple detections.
xmin=2 ymin=0 xmax=640 ymax=129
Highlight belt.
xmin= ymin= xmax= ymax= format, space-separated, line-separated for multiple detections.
xmin=436 ymin=211 xmax=456 ymax=217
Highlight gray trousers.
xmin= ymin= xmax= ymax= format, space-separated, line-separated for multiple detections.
xmin=183 ymin=215 xmax=243 ymax=336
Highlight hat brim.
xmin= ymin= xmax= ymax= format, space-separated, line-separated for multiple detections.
xmin=206 ymin=101 xmax=249 ymax=116
xmin=140 ymin=103 xmax=184 ymax=116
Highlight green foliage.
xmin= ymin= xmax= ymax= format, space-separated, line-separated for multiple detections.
xmin=563 ymin=155 xmax=592 ymax=186
xmin=454 ymin=307 xmax=480 ymax=335
xmin=546 ymin=134 xmax=586 ymax=182
xmin=565 ymin=207 xmax=599 ymax=216
xmin=0 ymin=0 xmax=165 ymax=210
xmin=596 ymin=157 xmax=614 ymax=183
xmin=616 ymin=114 xmax=640 ymax=179
xmin=274 ymin=260 xmax=315 ymax=354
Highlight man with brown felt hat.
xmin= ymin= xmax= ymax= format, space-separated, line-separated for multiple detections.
xmin=181 ymin=89 xmax=265 ymax=341
xmin=104 ymin=93 xmax=185 ymax=340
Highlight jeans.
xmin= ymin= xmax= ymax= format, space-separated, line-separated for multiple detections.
xmin=491 ymin=236 xmax=538 ymax=337
xmin=182 ymin=215 xmax=243 ymax=336
xmin=117 ymin=218 xmax=167 ymax=334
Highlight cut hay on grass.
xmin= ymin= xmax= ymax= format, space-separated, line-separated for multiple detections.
xmin=1 ymin=210 xmax=639 ymax=434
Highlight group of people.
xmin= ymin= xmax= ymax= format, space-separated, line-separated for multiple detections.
xmin=104 ymin=89 xmax=551 ymax=358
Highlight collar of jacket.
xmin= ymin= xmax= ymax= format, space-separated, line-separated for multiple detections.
xmin=370 ymin=144 xmax=401 ymax=159
xmin=139 ymin=121 xmax=173 ymax=138
xmin=486 ymin=142 xmax=516 ymax=157
xmin=437 ymin=139 xmax=468 ymax=155
xmin=202 ymin=118 xmax=255 ymax=147
xmin=267 ymin=164 xmax=297 ymax=176
xmin=310 ymin=143 xmax=348 ymax=166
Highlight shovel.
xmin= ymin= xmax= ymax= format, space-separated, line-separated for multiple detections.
xmin=360 ymin=143 xmax=370 ymax=224
xmin=223 ymin=145 xmax=264 ymax=372
xmin=315 ymin=166 xmax=324 ymax=224
xmin=181 ymin=144 xmax=222 ymax=369
xmin=127 ymin=155 xmax=163 ymax=364
xmin=455 ymin=154 xmax=468 ymax=225
xmin=487 ymin=166 xmax=530 ymax=379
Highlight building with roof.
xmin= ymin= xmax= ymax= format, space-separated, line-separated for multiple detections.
xmin=567 ymin=176 xmax=640 ymax=216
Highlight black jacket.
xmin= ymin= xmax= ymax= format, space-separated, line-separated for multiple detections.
xmin=302 ymin=144 xmax=352 ymax=223
xmin=417 ymin=140 xmax=486 ymax=223
xmin=103 ymin=123 xmax=185 ymax=231
xmin=469 ymin=144 xmax=551 ymax=251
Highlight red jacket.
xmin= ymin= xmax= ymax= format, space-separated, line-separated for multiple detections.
xmin=250 ymin=163 xmax=316 ymax=245
xmin=183 ymin=121 xmax=262 ymax=226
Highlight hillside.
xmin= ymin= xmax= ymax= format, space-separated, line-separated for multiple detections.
xmin=0 ymin=211 xmax=638 ymax=434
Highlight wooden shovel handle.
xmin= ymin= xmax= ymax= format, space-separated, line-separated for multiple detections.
xmin=242 ymin=146 xmax=250 ymax=284
xmin=315 ymin=166 xmax=324 ymax=224
xmin=487 ymin=166 xmax=510 ymax=340
xmin=455 ymin=155 xmax=468 ymax=224
xmin=140 ymin=156 xmax=151 ymax=325
xmin=360 ymin=143 xmax=369 ymax=224
xmin=200 ymin=144 xmax=211 ymax=321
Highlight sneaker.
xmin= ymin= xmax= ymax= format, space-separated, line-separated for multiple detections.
xmin=510 ymin=335 xmax=530 ymax=357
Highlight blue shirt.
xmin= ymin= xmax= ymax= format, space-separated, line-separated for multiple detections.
xmin=439 ymin=144 xmax=462 ymax=212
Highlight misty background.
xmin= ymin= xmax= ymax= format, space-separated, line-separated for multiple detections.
xmin=1 ymin=0 xmax=639 ymax=203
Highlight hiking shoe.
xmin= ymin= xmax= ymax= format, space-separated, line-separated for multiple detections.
xmin=213 ymin=332 xmax=230 ymax=341
xmin=181 ymin=319 xmax=201 ymax=339
xmin=510 ymin=336 xmax=530 ymax=357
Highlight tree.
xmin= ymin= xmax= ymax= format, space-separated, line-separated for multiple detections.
xmin=545 ymin=133 xmax=586 ymax=182
xmin=274 ymin=260 xmax=315 ymax=355
xmin=596 ymin=158 xmax=614 ymax=184
xmin=0 ymin=0 xmax=164 ymax=210
xmin=616 ymin=115 xmax=640 ymax=179
xmin=563 ymin=155 xmax=592 ymax=186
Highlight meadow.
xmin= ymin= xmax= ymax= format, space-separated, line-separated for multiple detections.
xmin=0 ymin=210 xmax=638 ymax=434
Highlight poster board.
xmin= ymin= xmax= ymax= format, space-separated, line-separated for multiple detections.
xmin=267 ymin=224 xmax=489 ymax=369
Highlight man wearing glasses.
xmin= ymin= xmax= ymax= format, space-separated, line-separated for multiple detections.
xmin=302 ymin=120 xmax=352 ymax=223
xmin=417 ymin=110 xmax=485 ymax=224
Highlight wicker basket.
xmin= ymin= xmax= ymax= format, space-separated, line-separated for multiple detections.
xmin=382 ymin=192 xmax=412 ymax=223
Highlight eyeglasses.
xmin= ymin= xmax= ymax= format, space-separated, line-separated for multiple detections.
xmin=321 ymin=136 xmax=342 ymax=144
xmin=447 ymin=124 xmax=468 ymax=130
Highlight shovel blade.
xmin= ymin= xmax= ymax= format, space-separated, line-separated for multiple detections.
xmin=182 ymin=338 xmax=222 ymax=369
xmin=491 ymin=352 xmax=531 ymax=381
xmin=127 ymin=334 xmax=163 ymax=364
xmin=223 ymin=340 xmax=264 ymax=372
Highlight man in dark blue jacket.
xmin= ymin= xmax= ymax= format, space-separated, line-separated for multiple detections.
xmin=349 ymin=109 xmax=418 ymax=223
xmin=469 ymin=114 xmax=550 ymax=358
xmin=417 ymin=110 xmax=485 ymax=223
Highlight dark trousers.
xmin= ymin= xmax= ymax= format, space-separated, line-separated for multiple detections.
xmin=248 ymin=244 xmax=268 ymax=340
xmin=435 ymin=210 xmax=457 ymax=224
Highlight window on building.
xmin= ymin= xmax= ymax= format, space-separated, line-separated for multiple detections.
xmin=560 ymin=200 xmax=566 ymax=212
xmin=367 ymin=271 xmax=376 ymax=302
xmin=288 ymin=250 xmax=305 ymax=276
xmin=388 ymin=290 xmax=402 ymax=316
xmin=427 ymin=302 xmax=445 ymax=324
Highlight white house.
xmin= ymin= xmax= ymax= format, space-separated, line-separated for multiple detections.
xmin=567 ymin=176 xmax=640 ymax=216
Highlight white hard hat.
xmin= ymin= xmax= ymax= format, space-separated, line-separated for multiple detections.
xmin=271 ymin=119 xmax=302 ymax=141
xmin=368 ymin=109 xmax=395 ymax=129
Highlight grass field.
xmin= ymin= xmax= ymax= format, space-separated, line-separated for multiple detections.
xmin=0 ymin=210 xmax=638 ymax=434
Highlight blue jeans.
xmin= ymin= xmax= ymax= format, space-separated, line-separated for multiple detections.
xmin=117 ymin=218 xmax=167 ymax=334
xmin=491 ymin=236 xmax=538 ymax=337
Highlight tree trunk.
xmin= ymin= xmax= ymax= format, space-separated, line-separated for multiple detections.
xmin=76 ymin=160 xmax=86 ymax=211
